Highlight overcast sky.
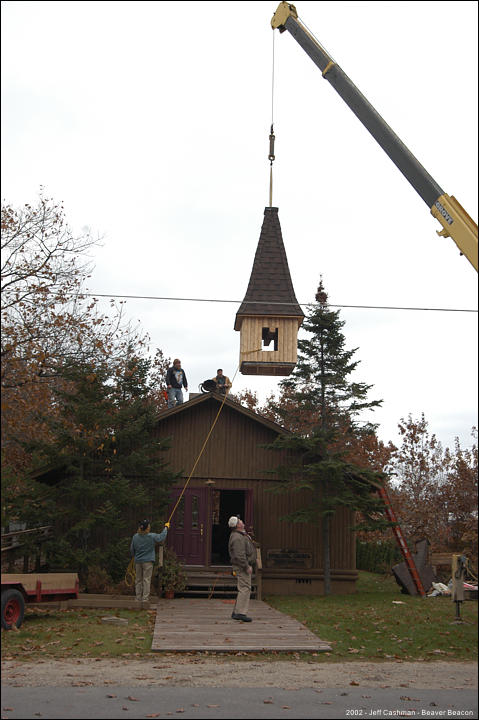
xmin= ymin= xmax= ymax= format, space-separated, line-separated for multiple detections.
xmin=2 ymin=1 xmax=477 ymax=452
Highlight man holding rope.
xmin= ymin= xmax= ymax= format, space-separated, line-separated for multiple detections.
xmin=130 ymin=520 xmax=169 ymax=605
xmin=228 ymin=516 xmax=256 ymax=623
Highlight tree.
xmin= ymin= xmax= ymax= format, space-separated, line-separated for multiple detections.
xmin=388 ymin=415 xmax=478 ymax=563
xmin=1 ymin=193 xmax=148 ymax=475
xmin=273 ymin=278 xmax=382 ymax=436
xmin=268 ymin=279 xmax=389 ymax=594
xmin=387 ymin=413 xmax=450 ymax=545
xmin=269 ymin=430 xmax=390 ymax=594
xmin=440 ymin=431 xmax=478 ymax=562
xmin=22 ymin=352 xmax=178 ymax=583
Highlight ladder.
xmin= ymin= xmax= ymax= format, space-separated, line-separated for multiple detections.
xmin=378 ymin=486 xmax=426 ymax=597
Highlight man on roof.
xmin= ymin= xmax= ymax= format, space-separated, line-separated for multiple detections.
xmin=166 ymin=359 xmax=188 ymax=408
xmin=212 ymin=368 xmax=232 ymax=395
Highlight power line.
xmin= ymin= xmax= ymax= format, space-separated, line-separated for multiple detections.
xmin=84 ymin=292 xmax=478 ymax=314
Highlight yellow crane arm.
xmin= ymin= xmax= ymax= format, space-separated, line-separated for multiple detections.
xmin=272 ymin=2 xmax=478 ymax=271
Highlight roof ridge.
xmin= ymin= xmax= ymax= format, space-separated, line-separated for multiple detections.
xmin=157 ymin=391 xmax=292 ymax=435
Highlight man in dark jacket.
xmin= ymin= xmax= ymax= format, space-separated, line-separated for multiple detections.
xmin=166 ymin=358 xmax=188 ymax=408
xmin=228 ymin=516 xmax=256 ymax=622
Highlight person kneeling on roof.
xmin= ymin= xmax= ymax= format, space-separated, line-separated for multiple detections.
xmin=212 ymin=369 xmax=232 ymax=395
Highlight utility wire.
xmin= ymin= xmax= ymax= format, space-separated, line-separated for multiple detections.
xmin=83 ymin=293 xmax=477 ymax=314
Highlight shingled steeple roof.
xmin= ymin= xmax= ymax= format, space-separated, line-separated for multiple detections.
xmin=234 ymin=207 xmax=304 ymax=330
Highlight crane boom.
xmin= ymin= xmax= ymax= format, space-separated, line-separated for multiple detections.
xmin=271 ymin=2 xmax=478 ymax=271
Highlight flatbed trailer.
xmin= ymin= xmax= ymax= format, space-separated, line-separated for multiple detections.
xmin=1 ymin=572 xmax=79 ymax=629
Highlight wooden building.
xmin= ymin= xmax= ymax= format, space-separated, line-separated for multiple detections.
xmin=157 ymin=392 xmax=357 ymax=595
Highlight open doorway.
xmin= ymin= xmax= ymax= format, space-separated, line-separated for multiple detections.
xmin=210 ymin=489 xmax=245 ymax=565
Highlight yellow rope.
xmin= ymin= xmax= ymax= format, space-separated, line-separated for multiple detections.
xmin=125 ymin=557 xmax=136 ymax=588
xmin=167 ymin=366 xmax=239 ymax=524
xmin=125 ymin=366 xmax=240 ymax=587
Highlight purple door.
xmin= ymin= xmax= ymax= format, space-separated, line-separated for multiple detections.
xmin=168 ymin=488 xmax=207 ymax=565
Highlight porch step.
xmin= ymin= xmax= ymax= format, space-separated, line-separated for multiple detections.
xmin=181 ymin=568 xmax=259 ymax=599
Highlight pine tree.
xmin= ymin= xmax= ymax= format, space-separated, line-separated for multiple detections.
xmin=276 ymin=277 xmax=382 ymax=434
xmin=27 ymin=352 xmax=177 ymax=583
xmin=268 ymin=279 xmax=389 ymax=594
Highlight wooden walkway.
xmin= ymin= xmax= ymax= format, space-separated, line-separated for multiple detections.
xmin=151 ymin=598 xmax=331 ymax=653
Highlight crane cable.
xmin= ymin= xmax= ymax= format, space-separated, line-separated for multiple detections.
xmin=125 ymin=365 xmax=240 ymax=588
xmin=269 ymin=28 xmax=276 ymax=208
xmin=129 ymin=33 xmax=276 ymax=591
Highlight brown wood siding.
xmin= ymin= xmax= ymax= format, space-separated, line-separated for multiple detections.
xmin=157 ymin=397 xmax=356 ymax=580
xmin=156 ymin=402 xmax=291 ymax=480
xmin=174 ymin=479 xmax=355 ymax=573
xmin=239 ymin=316 xmax=301 ymax=366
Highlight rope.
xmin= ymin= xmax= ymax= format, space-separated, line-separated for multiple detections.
xmin=167 ymin=365 xmax=240 ymax=525
xmin=125 ymin=557 xmax=136 ymax=588
xmin=125 ymin=367 xmax=240 ymax=588
xmin=207 ymin=570 xmax=235 ymax=600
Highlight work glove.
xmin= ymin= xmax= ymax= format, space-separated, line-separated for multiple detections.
xmin=164 ymin=522 xmax=170 ymax=529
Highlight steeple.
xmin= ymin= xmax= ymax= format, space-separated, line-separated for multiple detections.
xmin=235 ymin=206 xmax=304 ymax=376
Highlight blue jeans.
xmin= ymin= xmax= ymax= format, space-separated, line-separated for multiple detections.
xmin=168 ymin=388 xmax=184 ymax=408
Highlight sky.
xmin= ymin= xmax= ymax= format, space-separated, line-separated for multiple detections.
xmin=2 ymin=1 xmax=478 ymax=453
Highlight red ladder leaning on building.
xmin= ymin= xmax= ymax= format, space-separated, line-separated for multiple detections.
xmin=378 ymin=485 xmax=426 ymax=597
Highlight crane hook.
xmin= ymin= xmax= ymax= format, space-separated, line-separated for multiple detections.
xmin=268 ymin=124 xmax=275 ymax=163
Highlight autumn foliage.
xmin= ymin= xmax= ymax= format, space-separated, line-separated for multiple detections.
xmin=1 ymin=195 xmax=174 ymax=561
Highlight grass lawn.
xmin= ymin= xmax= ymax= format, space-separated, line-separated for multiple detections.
xmin=1 ymin=607 xmax=157 ymax=661
xmin=266 ymin=571 xmax=478 ymax=661
xmin=1 ymin=572 xmax=477 ymax=662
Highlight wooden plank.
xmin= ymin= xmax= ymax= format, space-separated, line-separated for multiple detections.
xmin=151 ymin=598 xmax=331 ymax=653
xmin=1 ymin=573 xmax=78 ymax=592
xmin=431 ymin=553 xmax=452 ymax=566
xmin=27 ymin=594 xmax=154 ymax=610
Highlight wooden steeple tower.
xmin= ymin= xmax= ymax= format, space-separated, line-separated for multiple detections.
xmin=235 ymin=206 xmax=304 ymax=376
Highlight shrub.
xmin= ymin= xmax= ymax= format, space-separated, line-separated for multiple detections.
xmin=85 ymin=565 xmax=113 ymax=594
xmin=356 ymin=540 xmax=402 ymax=574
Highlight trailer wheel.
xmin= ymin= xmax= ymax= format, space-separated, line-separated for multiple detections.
xmin=1 ymin=589 xmax=25 ymax=630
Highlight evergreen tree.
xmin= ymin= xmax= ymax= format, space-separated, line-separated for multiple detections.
xmin=268 ymin=279 xmax=389 ymax=594
xmin=27 ymin=352 xmax=177 ymax=583
xmin=275 ymin=278 xmax=382 ymax=434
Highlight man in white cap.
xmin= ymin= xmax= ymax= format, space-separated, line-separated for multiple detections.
xmin=228 ymin=515 xmax=256 ymax=622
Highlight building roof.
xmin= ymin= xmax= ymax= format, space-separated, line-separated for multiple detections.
xmin=234 ymin=207 xmax=304 ymax=330
xmin=157 ymin=390 xmax=292 ymax=437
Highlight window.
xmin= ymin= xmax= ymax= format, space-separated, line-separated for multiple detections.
xmin=176 ymin=497 xmax=185 ymax=529
xmin=262 ymin=327 xmax=278 ymax=351
xmin=191 ymin=495 xmax=199 ymax=529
